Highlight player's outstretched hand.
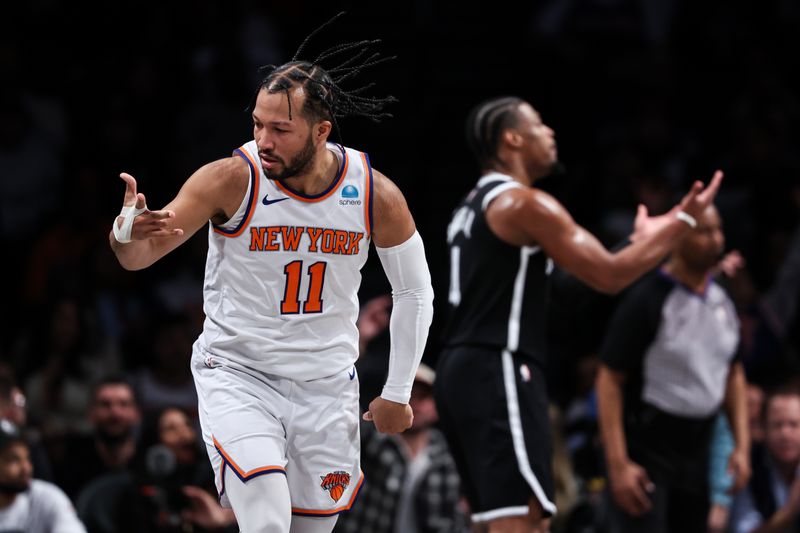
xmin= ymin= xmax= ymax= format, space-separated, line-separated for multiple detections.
xmin=363 ymin=397 xmax=413 ymax=434
xmin=114 ymin=172 xmax=184 ymax=241
xmin=677 ymin=170 xmax=724 ymax=220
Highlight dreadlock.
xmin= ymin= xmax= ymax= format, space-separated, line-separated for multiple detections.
xmin=465 ymin=96 xmax=524 ymax=170
xmin=251 ymin=12 xmax=397 ymax=139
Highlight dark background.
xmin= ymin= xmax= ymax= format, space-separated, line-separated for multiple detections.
xmin=3 ymin=0 xmax=800 ymax=383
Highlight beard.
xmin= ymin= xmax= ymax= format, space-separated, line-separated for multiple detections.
xmin=96 ymin=424 xmax=133 ymax=447
xmin=548 ymin=160 xmax=566 ymax=176
xmin=261 ymin=135 xmax=316 ymax=181
xmin=0 ymin=479 xmax=30 ymax=495
xmin=687 ymin=249 xmax=724 ymax=273
xmin=526 ymin=157 xmax=565 ymax=184
xmin=537 ymin=160 xmax=566 ymax=182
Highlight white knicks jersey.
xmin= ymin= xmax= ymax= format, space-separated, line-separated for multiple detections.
xmin=197 ymin=140 xmax=373 ymax=380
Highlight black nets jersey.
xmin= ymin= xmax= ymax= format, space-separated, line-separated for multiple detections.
xmin=443 ymin=173 xmax=553 ymax=367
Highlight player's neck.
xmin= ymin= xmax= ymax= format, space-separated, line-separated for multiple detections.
xmin=280 ymin=146 xmax=339 ymax=196
xmin=489 ymin=159 xmax=534 ymax=187
xmin=663 ymin=259 xmax=709 ymax=294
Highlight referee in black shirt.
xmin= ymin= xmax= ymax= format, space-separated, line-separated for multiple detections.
xmin=597 ymin=203 xmax=750 ymax=533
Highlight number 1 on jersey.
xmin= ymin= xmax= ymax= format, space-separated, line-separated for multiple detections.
xmin=281 ymin=260 xmax=327 ymax=314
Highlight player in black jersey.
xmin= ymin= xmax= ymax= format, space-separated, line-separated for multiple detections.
xmin=435 ymin=96 xmax=723 ymax=533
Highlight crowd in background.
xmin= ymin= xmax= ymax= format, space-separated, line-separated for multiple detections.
xmin=2 ymin=0 xmax=800 ymax=531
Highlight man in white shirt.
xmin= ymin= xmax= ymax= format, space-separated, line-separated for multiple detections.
xmin=0 ymin=420 xmax=86 ymax=533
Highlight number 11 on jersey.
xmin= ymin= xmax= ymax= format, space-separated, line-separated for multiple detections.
xmin=281 ymin=260 xmax=327 ymax=314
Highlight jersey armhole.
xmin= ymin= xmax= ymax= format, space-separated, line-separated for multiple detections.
xmin=212 ymin=147 xmax=258 ymax=237
xmin=361 ymin=152 xmax=375 ymax=239
xmin=481 ymin=181 xmax=525 ymax=212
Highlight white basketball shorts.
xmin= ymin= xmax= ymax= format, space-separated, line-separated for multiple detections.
xmin=191 ymin=343 xmax=363 ymax=517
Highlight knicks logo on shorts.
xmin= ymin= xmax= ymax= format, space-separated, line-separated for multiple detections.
xmin=320 ymin=470 xmax=351 ymax=502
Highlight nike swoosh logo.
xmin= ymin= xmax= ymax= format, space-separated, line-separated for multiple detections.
xmin=262 ymin=194 xmax=289 ymax=206
xmin=348 ymin=368 xmax=356 ymax=380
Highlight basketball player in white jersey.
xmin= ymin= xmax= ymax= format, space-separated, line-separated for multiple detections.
xmin=108 ymin=21 xmax=434 ymax=533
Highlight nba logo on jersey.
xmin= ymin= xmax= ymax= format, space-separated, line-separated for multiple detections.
xmin=320 ymin=470 xmax=351 ymax=502
xmin=340 ymin=185 xmax=361 ymax=206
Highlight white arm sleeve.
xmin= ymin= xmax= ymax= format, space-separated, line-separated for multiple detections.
xmin=376 ymin=230 xmax=435 ymax=404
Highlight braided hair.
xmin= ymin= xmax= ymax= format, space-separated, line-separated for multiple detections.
xmin=465 ymin=96 xmax=524 ymax=170
xmin=251 ymin=12 xmax=397 ymax=139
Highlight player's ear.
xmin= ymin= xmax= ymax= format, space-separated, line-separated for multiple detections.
xmin=315 ymin=120 xmax=332 ymax=142
xmin=502 ymin=129 xmax=523 ymax=149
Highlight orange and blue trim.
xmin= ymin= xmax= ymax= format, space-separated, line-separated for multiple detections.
xmin=213 ymin=147 xmax=260 ymax=238
xmin=213 ymin=436 xmax=285 ymax=497
xmin=291 ymin=471 xmax=365 ymax=517
xmin=361 ymin=152 xmax=374 ymax=238
xmin=274 ymin=144 xmax=348 ymax=203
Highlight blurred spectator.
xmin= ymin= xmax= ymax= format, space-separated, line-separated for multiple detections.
xmin=52 ymin=377 xmax=140 ymax=501
xmin=335 ymin=364 xmax=469 ymax=533
xmin=0 ymin=372 xmax=25 ymax=427
xmin=0 ymin=420 xmax=86 ymax=533
xmin=730 ymin=387 xmax=800 ymax=532
xmin=707 ymin=413 xmax=736 ymax=533
xmin=132 ymin=406 xmax=214 ymax=492
xmin=0 ymin=368 xmax=53 ymax=482
xmin=121 ymin=406 xmax=232 ymax=532
xmin=78 ymin=406 xmax=234 ymax=533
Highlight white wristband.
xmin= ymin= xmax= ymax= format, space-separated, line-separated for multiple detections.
xmin=676 ymin=210 xmax=697 ymax=229
xmin=112 ymin=204 xmax=147 ymax=243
